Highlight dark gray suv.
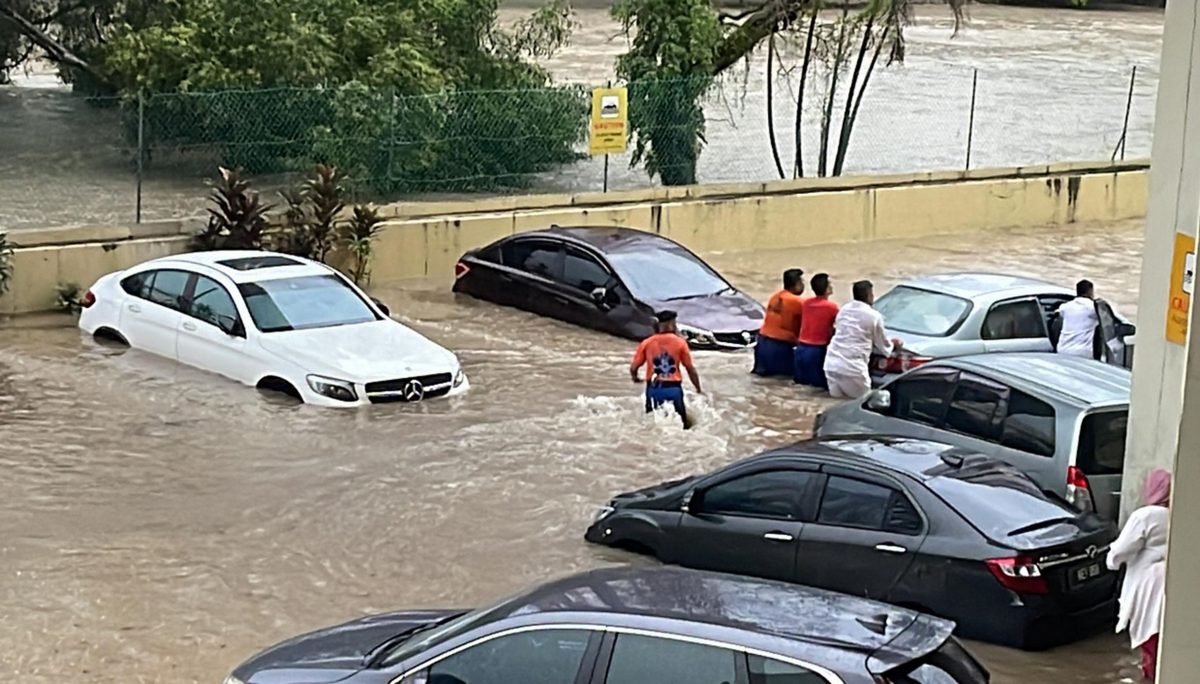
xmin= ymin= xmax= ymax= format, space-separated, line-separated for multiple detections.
xmin=222 ymin=566 xmax=988 ymax=684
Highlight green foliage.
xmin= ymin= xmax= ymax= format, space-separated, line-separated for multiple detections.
xmin=0 ymin=231 xmax=13 ymax=298
xmin=613 ymin=0 xmax=721 ymax=186
xmin=340 ymin=205 xmax=385 ymax=285
xmin=195 ymin=167 xmax=273 ymax=250
xmin=55 ymin=282 xmax=83 ymax=314
xmin=304 ymin=164 xmax=345 ymax=264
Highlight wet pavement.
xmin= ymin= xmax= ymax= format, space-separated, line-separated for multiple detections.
xmin=0 ymin=218 xmax=1147 ymax=683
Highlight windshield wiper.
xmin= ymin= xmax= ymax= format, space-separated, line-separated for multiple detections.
xmin=365 ymin=613 xmax=464 ymax=666
xmin=663 ymin=288 xmax=731 ymax=302
xmin=1007 ymin=517 xmax=1078 ymax=537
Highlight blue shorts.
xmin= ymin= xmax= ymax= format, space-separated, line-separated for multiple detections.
xmin=752 ymin=335 xmax=796 ymax=377
xmin=646 ymin=382 xmax=688 ymax=428
xmin=793 ymin=343 xmax=829 ymax=388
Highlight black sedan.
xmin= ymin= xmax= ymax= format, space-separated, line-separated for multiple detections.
xmin=453 ymin=226 xmax=765 ymax=349
xmin=585 ymin=437 xmax=1118 ymax=650
xmin=223 ymin=566 xmax=988 ymax=684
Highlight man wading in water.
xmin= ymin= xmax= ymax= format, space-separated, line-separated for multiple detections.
xmin=631 ymin=310 xmax=703 ymax=429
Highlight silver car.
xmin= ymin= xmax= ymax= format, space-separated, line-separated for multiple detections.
xmin=814 ymin=352 xmax=1129 ymax=521
xmin=870 ymin=273 xmax=1136 ymax=384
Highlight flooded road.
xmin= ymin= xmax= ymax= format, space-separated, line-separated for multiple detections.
xmin=0 ymin=218 xmax=1146 ymax=684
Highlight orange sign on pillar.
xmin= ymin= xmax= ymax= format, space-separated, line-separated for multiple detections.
xmin=1166 ymin=231 xmax=1196 ymax=345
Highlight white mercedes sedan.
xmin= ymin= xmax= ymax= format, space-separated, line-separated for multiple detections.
xmin=78 ymin=250 xmax=469 ymax=406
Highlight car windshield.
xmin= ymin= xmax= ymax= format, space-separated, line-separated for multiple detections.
xmin=237 ymin=275 xmax=377 ymax=332
xmin=379 ymin=595 xmax=519 ymax=668
xmin=607 ymin=247 xmax=729 ymax=301
xmin=927 ymin=462 xmax=1080 ymax=541
xmin=874 ymin=286 xmax=973 ymax=337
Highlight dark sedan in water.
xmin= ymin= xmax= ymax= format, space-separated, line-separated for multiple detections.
xmin=222 ymin=566 xmax=989 ymax=684
xmin=585 ymin=437 xmax=1118 ymax=649
xmin=452 ymin=226 xmax=765 ymax=349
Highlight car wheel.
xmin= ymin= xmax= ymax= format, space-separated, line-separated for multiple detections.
xmin=256 ymin=376 xmax=302 ymax=402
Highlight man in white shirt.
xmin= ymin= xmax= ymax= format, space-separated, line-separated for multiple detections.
xmin=1056 ymin=279 xmax=1099 ymax=359
xmin=823 ymin=280 xmax=902 ymax=399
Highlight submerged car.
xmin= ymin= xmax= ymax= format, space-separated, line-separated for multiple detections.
xmin=815 ymin=353 xmax=1130 ymax=520
xmin=222 ymin=566 xmax=989 ymax=684
xmin=870 ymin=273 xmax=1135 ymax=383
xmin=453 ymin=226 xmax=765 ymax=349
xmin=586 ymin=437 xmax=1117 ymax=649
xmin=78 ymin=251 xmax=468 ymax=406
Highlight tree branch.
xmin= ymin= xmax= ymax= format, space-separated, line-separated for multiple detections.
xmin=32 ymin=1 xmax=90 ymax=26
xmin=0 ymin=2 xmax=107 ymax=82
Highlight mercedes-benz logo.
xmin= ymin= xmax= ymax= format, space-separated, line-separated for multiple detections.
xmin=402 ymin=380 xmax=425 ymax=402
xmin=1085 ymin=545 xmax=1098 ymax=560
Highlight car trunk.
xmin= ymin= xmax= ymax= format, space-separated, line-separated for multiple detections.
xmin=1004 ymin=519 xmax=1119 ymax=612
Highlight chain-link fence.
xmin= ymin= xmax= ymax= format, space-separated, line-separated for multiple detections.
xmin=0 ymin=63 xmax=1156 ymax=232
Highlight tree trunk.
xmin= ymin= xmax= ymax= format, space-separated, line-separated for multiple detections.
xmin=766 ymin=30 xmax=785 ymax=179
xmin=831 ymin=15 xmax=874 ymax=176
xmin=818 ymin=9 xmax=850 ymax=178
xmin=834 ymin=23 xmax=891 ymax=176
xmin=793 ymin=9 xmax=817 ymax=178
xmin=0 ymin=4 xmax=107 ymax=83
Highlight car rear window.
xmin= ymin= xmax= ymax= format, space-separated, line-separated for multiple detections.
xmin=874 ymin=286 xmax=972 ymax=337
xmin=926 ymin=460 xmax=1079 ymax=541
xmin=1076 ymin=410 xmax=1127 ymax=475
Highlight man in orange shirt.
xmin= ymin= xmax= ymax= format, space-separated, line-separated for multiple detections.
xmin=793 ymin=273 xmax=839 ymax=389
xmin=752 ymin=268 xmax=806 ymax=377
xmin=631 ymin=310 xmax=703 ymax=429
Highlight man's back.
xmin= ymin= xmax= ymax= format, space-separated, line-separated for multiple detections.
xmin=1058 ymin=297 xmax=1098 ymax=358
xmin=827 ymin=301 xmax=882 ymax=364
xmin=633 ymin=333 xmax=692 ymax=383
xmin=760 ymin=290 xmax=805 ymax=342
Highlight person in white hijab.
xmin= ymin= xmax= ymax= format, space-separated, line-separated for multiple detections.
xmin=1107 ymin=468 xmax=1170 ymax=681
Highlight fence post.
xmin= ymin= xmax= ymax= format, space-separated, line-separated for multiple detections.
xmin=136 ymin=90 xmax=145 ymax=224
xmin=965 ymin=68 xmax=978 ymax=172
xmin=603 ymin=80 xmax=611 ymax=193
xmin=387 ymin=86 xmax=396 ymax=188
xmin=1114 ymin=65 xmax=1137 ymax=161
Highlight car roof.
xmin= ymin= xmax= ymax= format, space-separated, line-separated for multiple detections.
xmin=938 ymin=352 xmax=1130 ymax=407
xmin=503 ymin=565 xmax=931 ymax=653
xmin=140 ymin=250 xmax=331 ymax=283
xmin=505 ymin=226 xmax=681 ymax=254
xmin=765 ymin=436 xmax=996 ymax=483
xmin=896 ymin=272 xmax=1071 ymax=300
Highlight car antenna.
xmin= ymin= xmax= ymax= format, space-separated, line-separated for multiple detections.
xmin=855 ymin=614 xmax=889 ymax=636
xmin=940 ymin=452 xmax=966 ymax=468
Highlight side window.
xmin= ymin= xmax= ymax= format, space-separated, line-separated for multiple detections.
xmin=748 ymin=654 xmax=828 ymax=684
xmin=942 ymin=374 xmax=1009 ymax=443
xmin=887 ymin=367 xmax=959 ymax=425
xmin=817 ymin=476 xmax=922 ymax=534
xmin=1000 ymin=390 xmax=1056 ymax=457
xmin=501 ymin=240 xmax=562 ymax=279
xmin=982 ymin=299 xmax=1046 ymax=340
xmin=606 ymin=634 xmax=737 ymax=684
xmin=146 ymin=270 xmax=192 ymax=311
xmin=700 ymin=470 xmax=814 ymax=520
xmin=561 ymin=248 xmax=611 ymax=292
xmin=120 ymin=271 xmax=151 ymax=298
xmin=1077 ymin=411 xmax=1128 ymax=475
xmin=190 ymin=276 xmax=240 ymax=328
xmin=427 ymin=629 xmax=591 ymax=684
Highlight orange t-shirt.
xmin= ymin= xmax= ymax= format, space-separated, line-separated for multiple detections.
xmin=632 ymin=333 xmax=694 ymax=383
xmin=760 ymin=290 xmax=806 ymax=343
xmin=798 ymin=296 xmax=840 ymax=346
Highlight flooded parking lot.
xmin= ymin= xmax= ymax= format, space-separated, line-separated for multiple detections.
xmin=0 ymin=218 xmax=1147 ymax=684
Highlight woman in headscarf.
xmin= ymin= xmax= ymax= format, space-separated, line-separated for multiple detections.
xmin=1107 ymin=468 xmax=1171 ymax=681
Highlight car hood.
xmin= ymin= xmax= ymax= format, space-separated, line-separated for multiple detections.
xmin=234 ymin=610 xmax=461 ymax=684
xmin=609 ymin=474 xmax=700 ymax=511
xmin=645 ymin=292 xmax=764 ymax=333
xmin=257 ymin=320 xmax=458 ymax=382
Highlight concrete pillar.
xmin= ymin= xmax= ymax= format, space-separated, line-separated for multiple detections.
xmin=1124 ymin=0 xmax=1200 ymax=520
xmin=1136 ymin=0 xmax=1200 ymax=681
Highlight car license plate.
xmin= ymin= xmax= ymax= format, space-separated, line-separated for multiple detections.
xmin=1073 ymin=562 xmax=1103 ymax=585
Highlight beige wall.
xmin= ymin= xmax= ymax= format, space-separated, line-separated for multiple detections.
xmin=1 ymin=161 xmax=1148 ymax=315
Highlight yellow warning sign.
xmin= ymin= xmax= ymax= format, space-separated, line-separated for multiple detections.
xmin=589 ymin=87 xmax=628 ymax=156
xmin=1167 ymin=231 xmax=1196 ymax=345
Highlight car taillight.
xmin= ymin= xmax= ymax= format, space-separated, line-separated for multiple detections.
xmin=986 ymin=556 xmax=1049 ymax=595
xmin=877 ymin=353 xmax=932 ymax=374
xmin=454 ymin=261 xmax=470 ymax=279
xmin=81 ymin=290 xmax=96 ymax=308
xmin=1066 ymin=465 xmax=1095 ymax=512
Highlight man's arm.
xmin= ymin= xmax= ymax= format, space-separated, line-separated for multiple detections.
xmin=630 ymin=342 xmax=646 ymax=383
xmin=871 ymin=313 xmax=896 ymax=356
xmin=681 ymin=347 xmax=703 ymax=394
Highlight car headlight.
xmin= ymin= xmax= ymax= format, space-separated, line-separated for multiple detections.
xmin=453 ymin=367 xmax=466 ymax=388
xmin=222 ymin=676 xmax=246 ymax=684
xmin=592 ymin=505 xmax=616 ymax=524
xmin=677 ymin=324 xmax=716 ymax=346
xmin=306 ymin=375 xmax=358 ymax=402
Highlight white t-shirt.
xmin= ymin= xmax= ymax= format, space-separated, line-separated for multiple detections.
xmin=1057 ymin=296 xmax=1098 ymax=358
xmin=824 ymin=301 xmax=894 ymax=378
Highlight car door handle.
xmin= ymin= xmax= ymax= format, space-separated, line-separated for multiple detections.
xmin=763 ymin=532 xmax=794 ymax=542
xmin=127 ymin=304 xmax=141 ymax=313
xmin=875 ymin=543 xmax=908 ymax=554
xmin=181 ymin=321 xmax=197 ymax=332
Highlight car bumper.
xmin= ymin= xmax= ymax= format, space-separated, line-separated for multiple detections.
xmin=301 ymin=374 xmax=470 ymax=408
xmin=959 ymin=593 xmax=1118 ymax=650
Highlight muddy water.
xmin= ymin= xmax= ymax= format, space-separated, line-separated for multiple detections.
xmin=0 ymin=219 xmax=1146 ymax=684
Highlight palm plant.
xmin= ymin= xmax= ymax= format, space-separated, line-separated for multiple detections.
xmin=273 ymin=185 xmax=315 ymax=257
xmin=340 ymin=205 xmax=385 ymax=285
xmin=304 ymin=164 xmax=345 ymax=263
xmin=0 ymin=231 xmax=13 ymax=298
xmin=196 ymin=167 xmax=273 ymax=250
xmin=55 ymin=282 xmax=84 ymax=314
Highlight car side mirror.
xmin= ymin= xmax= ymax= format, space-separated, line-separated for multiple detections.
xmin=681 ymin=489 xmax=695 ymax=514
xmin=1117 ymin=322 xmax=1136 ymax=337
xmin=371 ymin=297 xmax=391 ymax=317
xmin=218 ymin=316 xmax=245 ymax=338
xmin=865 ymin=389 xmax=892 ymax=412
xmin=591 ymin=287 xmax=611 ymax=309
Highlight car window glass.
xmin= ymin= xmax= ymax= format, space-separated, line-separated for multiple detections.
xmin=606 ymin=247 xmax=726 ymax=301
xmin=982 ymin=300 xmax=1046 ymax=340
xmin=146 ymin=270 xmax=191 ymax=311
xmin=562 ymin=248 xmax=611 ymax=292
xmin=238 ymin=275 xmax=376 ymax=332
xmin=502 ymin=240 xmax=561 ymax=280
xmin=427 ymin=629 xmax=591 ymax=684
xmin=893 ymin=664 xmax=958 ymax=684
xmin=189 ymin=275 xmax=239 ymax=328
xmin=943 ymin=374 xmax=1009 ymax=442
xmin=747 ymin=654 xmax=827 ymax=684
xmin=927 ymin=459 xmax=1077 ymax=542
xmin=701 ymin=470 xmax=813 ymax=520
xmin=818 ymin=476 xmax=905 ymax=531
xmin=999 ymin=390 xmax=1056 ymax=457
xmin=888 ymin=367 xmax=959 ymax=425
xmin=1077 ymin=411 xmax=1127 ymax=475
xmin=874 ymin=286 xmax=972 ymax=337
xmin=606 ymin=634 xmax=737 ymax=684
xmin=121 ymin=272 xmax=150 ymax=297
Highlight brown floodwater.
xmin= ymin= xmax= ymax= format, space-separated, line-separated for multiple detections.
xmin=0 ymin=218 xmax=1147 ymax=684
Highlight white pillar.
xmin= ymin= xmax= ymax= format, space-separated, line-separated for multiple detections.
xmin=1124 ymin=0 xmax=1200 ymax=520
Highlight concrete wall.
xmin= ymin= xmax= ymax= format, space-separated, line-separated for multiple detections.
xmin=1 ymin=161 xmax=1148 ymax=315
